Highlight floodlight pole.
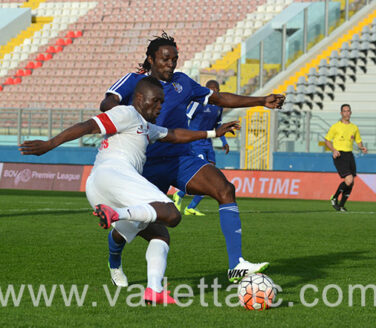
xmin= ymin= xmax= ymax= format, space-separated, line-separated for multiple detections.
xmin=281 ymin=24 xmax=286 ymax=71
xmin=79 ymin=109 xmax=83 ymax=147
xmin=236 ymin=58 xmax=241 ymax=94
xmin=303 ymin=8 xmax=308 ymax=54
xmin=324 ymin=0 xmax=329 ymax=37
xmin=305 ymin=111 xmax=311 ymax=152
xmin=48 ymin=109 xmax=52 ymax=140
xmin=345 ymin=0 xmax=349 ymax=21
xmin=259 ymin=40 xmax=264 ymax=89
xmin=17 ymin=108 xmax=22 ymax=145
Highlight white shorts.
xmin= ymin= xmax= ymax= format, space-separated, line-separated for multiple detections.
xmin=85 ymin=164 xmax=172 ymax=243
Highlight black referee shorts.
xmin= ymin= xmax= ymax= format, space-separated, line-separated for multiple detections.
xmin=333 ymin=151 xmax=356 ymax=178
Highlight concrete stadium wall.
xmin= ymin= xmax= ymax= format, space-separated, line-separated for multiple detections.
xmin=1 ymin=146 xmax=375 ymax=173
xmin=273 ymin=152 xmax=376 ymax=173
xmin=0 ymin=8 xmax=31 ymax=45
xmin=1 ymin=145 xmax=97 ymax=165
xmin=0 ymin=145 xmax=240 ymax=168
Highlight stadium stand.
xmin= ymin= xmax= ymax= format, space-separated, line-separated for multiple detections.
xmin=0 ymin=0 xmax=375 ymax=156
xmin=272 ymin=8 xmax=376 ymax=152
xmin=0 ymin=0 xmax=274 ymax=110
xmin=0 ymin=0 xmax=323 ymax=112
xmin=278 ymin=12 xmax=376 ymax=113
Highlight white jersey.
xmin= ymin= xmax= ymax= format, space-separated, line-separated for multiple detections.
xmin=92 ymin=105 xmax=168 ymax=174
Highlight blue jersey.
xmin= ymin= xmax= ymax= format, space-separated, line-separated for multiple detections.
xmin=187 ymin=102 xmax=227 ymax=148
xmin=106 ymin=72 xmax=211 ymax=158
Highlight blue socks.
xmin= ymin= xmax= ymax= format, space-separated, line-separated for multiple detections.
xmin=177 ymin=190 xmax=185 ymax=198
xmin=187 ymin=195 xmax=204 ymax=209
xmin=219 ymin=203 xmax=242 ymax=269
xmin=108 ymin=230 xmax=126 ymax=269
xmin=177 ymin=191 xmax=203 ymax=210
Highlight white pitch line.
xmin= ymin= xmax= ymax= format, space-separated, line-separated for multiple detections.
xmin=342 ymin=211 xmax=376 ymax=214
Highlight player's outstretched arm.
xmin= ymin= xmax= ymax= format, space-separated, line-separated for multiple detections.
xmin=100 ymin=94 xmax=120 ymax=112
xmin=209 ymin=92 xmax=285 ymax=109
xmin=161 ymin=121 xmax=240 ymax=143
xmin=19 ymin=119 xmax=100 ymax=156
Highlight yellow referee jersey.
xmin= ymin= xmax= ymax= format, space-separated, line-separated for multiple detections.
xmin=325 ymin=121 xmax=362 ymax=152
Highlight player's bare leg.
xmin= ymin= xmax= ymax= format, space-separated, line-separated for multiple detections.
xmin=186 ymin=164 xmax=269 ymax=282
xmin=94 ymin=202 xmax=181 ymax=228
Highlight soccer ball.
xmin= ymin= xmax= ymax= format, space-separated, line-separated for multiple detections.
xmin=237 ymin=273 xmax=277 ymax=310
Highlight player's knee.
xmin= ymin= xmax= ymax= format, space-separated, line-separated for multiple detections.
xmin=156 ymin=228 xmax=170 ymax=245
xmin=139 ymin=223 xmax=170 ymax=244
xmin=345 ymin=175 xmax=354 ymax=186
xmin=168 ymin=210 xmax=181 ymax=228
xmin=112 ymin=229 xmax=126 ymax=244
xmin=165 ymin=204 xmax=181 ymax=227
xmin=152 ymin=236 xmax=170 ymax=245
xmin=217 ymin=181 xmax=236 ymax=202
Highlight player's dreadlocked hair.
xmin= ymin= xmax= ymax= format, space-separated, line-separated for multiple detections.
xmin=138 ymin=32 xmax=177 ymax=73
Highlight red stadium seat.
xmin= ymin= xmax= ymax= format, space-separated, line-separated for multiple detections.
xmin=56 ymin=38 xmax=66 ymax=46
xmin=55 ymin=46 xmax=64 ymax=53
xmin=13 ymin=77 xmax=22 ymax=84
xmin=36 ymin=53 xmax=46 ymax=61
xmin=34 ymin=61 xmax=43 ymax=68
xmin=24 ymin=69 xmax=32 ymax=76
xmin=66 ymin=31 xmax=76 ymax=38
xmin=65 ymin=38 xmax=73 ymax=45
xmin=45 ymin=53 xmax=53 ymax=61
xmin=15 ymin=69 xmax=25 ymax=77
xmin=0 ymin=85 xmax=3 ymax=91
xmin=46 ymin=46 xmax=57 ymax=53
xmin=75 ymin=31 xmax=83 ymax=37
xmin=25 ymin=61 xmax=35 ymax=69
xmin=4 ymin=78 xmax=14 ymax=85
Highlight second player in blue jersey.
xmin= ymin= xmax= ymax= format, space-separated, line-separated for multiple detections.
xmin=173 ymin=80 xmax=229 ymax=216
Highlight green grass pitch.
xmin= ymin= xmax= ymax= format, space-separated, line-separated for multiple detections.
xmin=0 ymin=189 xmax=375 ymax=327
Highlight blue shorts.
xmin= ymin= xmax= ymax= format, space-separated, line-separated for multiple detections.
xmin=142 ymin=155 xmax=209 ymax=194
xmin=192 ymin=146 xmax=216 ymax=164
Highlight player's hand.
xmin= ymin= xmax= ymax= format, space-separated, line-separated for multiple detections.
xmin=216 ymin=121 xmax=240 ymax=137
xmin=264 ymin=94 xmax=285 ymax=109
xmin=19 ymin=140 xmax=53 ymax=156
xmin=222 ymin=144 xmax=230 ymax=154
xmin=360 ymin=146 xmax=368 ymax=154
xmin=332 ymin=150 xmax=341 ymax=159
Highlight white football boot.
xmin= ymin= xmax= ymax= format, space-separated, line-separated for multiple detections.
xmin=109 ymin=264 xmax=128 ymax=287
xmin=227 ymin=257 xmax=269 ymax=283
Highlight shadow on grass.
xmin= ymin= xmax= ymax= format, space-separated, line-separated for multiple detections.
xmin=131 ymin=251 xmax=371 ymax=297
xmin=270 ymin=250 xmax=370 ymax=287
xmin=0 ymin=209 xmax=90 ymax=218
xmin=0 ymin=189 xmax=85 ymax=198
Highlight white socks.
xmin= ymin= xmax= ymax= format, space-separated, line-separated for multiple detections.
xmin=145 ymin=239 xmax=169 ymax=293
xmin=114 ymin=204 xmax=157 ymax=224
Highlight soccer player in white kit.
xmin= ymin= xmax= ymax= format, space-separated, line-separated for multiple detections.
xmin=19 ymin=76 xmax=239 ymax=304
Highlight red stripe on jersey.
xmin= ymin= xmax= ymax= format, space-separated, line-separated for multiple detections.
xmin=96 ymin=113 xmax=117 ymax=134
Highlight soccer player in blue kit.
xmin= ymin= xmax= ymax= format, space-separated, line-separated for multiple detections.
xmin=173 ymin=80 xmax=229 ymax=216
xmin=100 ymin=33 xmax=285 ymax=286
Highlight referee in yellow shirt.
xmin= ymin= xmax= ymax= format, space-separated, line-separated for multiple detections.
xmin=324 ymin=104 xmax=368 ymax=212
